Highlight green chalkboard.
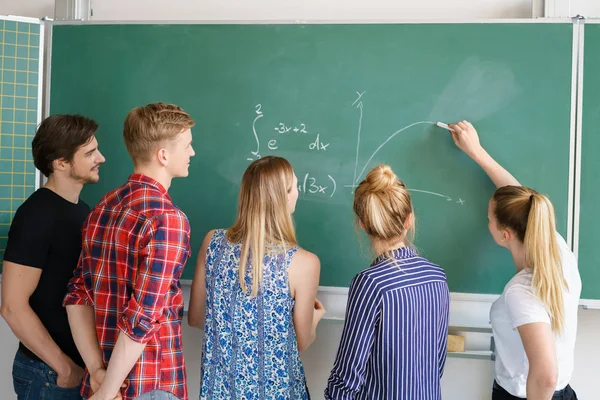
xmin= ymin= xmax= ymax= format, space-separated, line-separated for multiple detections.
xmin=50 ymin=23 xmax=574 ymax=295
xmin=579 ymin=23 xmax=600 ymax=300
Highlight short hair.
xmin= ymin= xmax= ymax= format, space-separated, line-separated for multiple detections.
xmin=32 ymin=115 xmax=98 ymax=177
xmin=123 ymin=102 xmax=195 ymax=164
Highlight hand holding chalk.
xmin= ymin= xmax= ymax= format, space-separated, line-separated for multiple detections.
xmin=436 ymin=121 xmax=454 ymax=132
xmin=444 ymin=120 xmax=484 ymax=159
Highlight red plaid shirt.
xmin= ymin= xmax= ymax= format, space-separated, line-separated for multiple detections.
xmin=64 ymin=174 xmax=190 ymax=400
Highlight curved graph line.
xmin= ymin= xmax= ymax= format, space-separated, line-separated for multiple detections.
xmin=355 ymin=120 xmax=436 ymax=183
xmin=408 ymin=189 xmax=452 ymax=201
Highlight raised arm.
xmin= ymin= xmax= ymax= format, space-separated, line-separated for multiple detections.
xmin=448 ymin=120 xmax=520 ymax=188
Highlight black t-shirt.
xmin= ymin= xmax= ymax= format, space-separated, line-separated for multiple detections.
xmin=3 ymin=188 xmax=90 ymax=368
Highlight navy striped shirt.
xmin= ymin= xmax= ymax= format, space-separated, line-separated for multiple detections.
xmin=325 ymin=247 xmax=450 ymax=400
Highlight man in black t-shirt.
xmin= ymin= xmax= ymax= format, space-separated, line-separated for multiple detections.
xmin=1 ymin=115 xmax=105 ymax=399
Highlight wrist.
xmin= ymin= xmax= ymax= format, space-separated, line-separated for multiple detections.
xmin=471 ymin=147 xmax=489 ymax=165
xmin=87 ymin=359 xmax=105 ymax=376
xmin=95 ymin=380 xmax=121 ymax=400
xmin=52 ymin=353 xmax=72 ymax=376
xmin=94 ymin=387 xmax=113 ymax=400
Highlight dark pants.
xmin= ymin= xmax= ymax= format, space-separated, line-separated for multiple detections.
xmin=12 ymin=350 xmax=82 ymax=400
xmin=131 ymin=391 xmax=180 ymax=400
xmin=492 ymin=380 xmax=578 ymax=400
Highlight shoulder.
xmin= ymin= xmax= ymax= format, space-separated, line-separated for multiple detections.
xmin=11 ymin=189 xmax=56 ymax=225
xmin=293 ymin=248 xmax=319 ymax=265
xmin=350 ymin=268 xmax=379 ymax=293
xmin=289 ymin=248 xmax=320 ymax=277
xmin=503 ymin=272 xmax=550 ymax=326
xmin=412 ymin=254 xmax=447 ymax=274
xmin=291 ymin=247 xmax=319 ymax=266
xmin=203 ymin=229 xmax=222 ymax=249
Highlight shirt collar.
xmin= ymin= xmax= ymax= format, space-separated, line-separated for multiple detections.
xmin=127 ymin=173 xmax=170 ymax=197
xmin=372 ymin=246 xmax=418 ymax=266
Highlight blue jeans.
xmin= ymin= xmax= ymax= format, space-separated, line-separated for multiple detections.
xmin=133 ymin=391 xmax=180 ymax=400
xmin=12 ymin=350 xmax=83 ymax=400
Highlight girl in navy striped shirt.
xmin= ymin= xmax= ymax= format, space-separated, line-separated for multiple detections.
xmin=325 ymin=165 xmax=450 ymax=400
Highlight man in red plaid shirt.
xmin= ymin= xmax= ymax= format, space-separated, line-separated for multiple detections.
xmin=64 ymin=103 xmax=196 ymax=400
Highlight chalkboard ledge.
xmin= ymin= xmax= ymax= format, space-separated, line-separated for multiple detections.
xmin=177 ymin=281 xmax=600 ymax=316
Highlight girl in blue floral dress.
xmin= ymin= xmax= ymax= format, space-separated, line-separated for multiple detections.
xmin=188 ymin=156 xmax=325 ymax=399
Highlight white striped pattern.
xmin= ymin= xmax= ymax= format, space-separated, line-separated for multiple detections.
xmin=325 ymin=247 xmax=450 ymax=399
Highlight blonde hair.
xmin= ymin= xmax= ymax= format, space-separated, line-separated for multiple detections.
xmin=227 ymin=156 xmax=298 ymax=296
xmin=123 ymin=102 xmax=195 ymax=164
xmin=353 ymin=165 xmax=414 ymax=254
xmin=493 ymin=186 xmax=567 ymax=333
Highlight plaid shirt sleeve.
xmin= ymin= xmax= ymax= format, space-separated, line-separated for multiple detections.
xmin=63 ymin=255 xmax=93 ymax=306
xmin=117 ymin=211 xmax=190 ymax=343
xmin=63 ymin=218 xmax=93 ymax=307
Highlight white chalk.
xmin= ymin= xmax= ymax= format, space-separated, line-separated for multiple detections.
xmin=436 ymin=121 xmax=453 ymax=131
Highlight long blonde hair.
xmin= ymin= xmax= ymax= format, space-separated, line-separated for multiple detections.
xmin=493 ymin=186 xmax=567 ymax=333
xmin=227 ymin=156 xmax=298 ymax=296
xmin=353 ymin=165 xmax=415 ymax=255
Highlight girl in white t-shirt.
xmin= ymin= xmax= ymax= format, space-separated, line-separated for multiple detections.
xmin=448 ymin=120 xmax=581 ymax=400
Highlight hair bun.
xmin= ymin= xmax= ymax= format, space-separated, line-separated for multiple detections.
xmin=365 ymin=165 xmax=399 ymax=193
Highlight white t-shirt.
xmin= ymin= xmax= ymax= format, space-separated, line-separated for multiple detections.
xmin=490 ymin=233 xmax=581 ymax=398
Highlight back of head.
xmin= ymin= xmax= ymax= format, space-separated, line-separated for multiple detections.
xmin=32 ymin=114 xmax=98 ymax=177
xmin=123 ymin=102 xmax=194 ymax=164
xmin=493 ymin=186 xmax=567 ymax=333
xmin=353 ymin=164 xmax=414 ymax=245
xmin=227 ymin=156 xmax=298 ymax=295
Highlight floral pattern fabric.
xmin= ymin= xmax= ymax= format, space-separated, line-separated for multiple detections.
xmin=200 ymin=229 xmax=308 ymax=400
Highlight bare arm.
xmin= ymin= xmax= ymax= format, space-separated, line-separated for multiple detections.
xmin=518 ymin=322 xmax=558 ymax=400
xmin=448 ymin=120 xmax=520 ymax=188
xmin=288 ymin=249 xmax=324 ymax=352
xmin=1 ymin=261 xmax=83 ymax=387
xmin=90 ymin=332 xmax=146 ymax=400
xmin=188 ymin=230 xmax=215 ymax=329
xmin=66 ymin=305 xmax=104 ymax=374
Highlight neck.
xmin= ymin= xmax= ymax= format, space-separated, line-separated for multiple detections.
xmin=44 ymin=174 xmax=83 ymax=204
xmin=509 ymin=241 xmax=528 ymax=272
xmin=371 ymin=237 xmax=406 ymax=257
xmin=133 ymin=164 xmax=172 ymax=191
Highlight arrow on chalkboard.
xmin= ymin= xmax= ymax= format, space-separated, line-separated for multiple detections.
xmin=352 ymin=101 xmax=364 ymax=187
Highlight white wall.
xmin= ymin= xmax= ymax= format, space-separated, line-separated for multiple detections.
xmin=3 ymin=0 xmax=600 ymax=21
xmin=2 ymin=0 xmax=533 ymax=21
xmin=2 ymin=0 xmax=600 ymax=399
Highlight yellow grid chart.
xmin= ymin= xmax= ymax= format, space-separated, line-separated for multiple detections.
xmin=0 ymin=18 xmax=41 ymax=260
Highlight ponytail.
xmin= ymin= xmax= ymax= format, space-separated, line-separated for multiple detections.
xmin=493 ymin=187 xmax=567 ymax=333
xmin=525 ymin=193 xmax=566 ymax=333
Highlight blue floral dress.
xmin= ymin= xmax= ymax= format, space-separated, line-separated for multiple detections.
xmin=200 ymin=229 xmax=309 ymax=399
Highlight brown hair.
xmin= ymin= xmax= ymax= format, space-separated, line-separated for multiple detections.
xmin=123 ymin=102 xmax=195 ymax=164
xmin=227 ymin=156 xmax=298 ymax=296
xmin=32 ymin=115 xmax=98 ymax=177
xmin=493 ymin=185 xmax=567 ymax=333
xmin=353 ymin=164 xmax=414 ymax=247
